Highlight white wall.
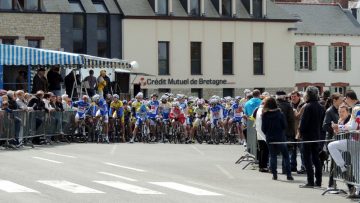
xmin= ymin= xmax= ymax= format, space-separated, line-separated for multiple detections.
xmin=293 ymin=34 xmax=360 ymax=95
xmin=122 ymin=19 xmax=295 ymax=90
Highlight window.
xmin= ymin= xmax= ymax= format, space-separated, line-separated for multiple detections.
xmin=222 ymin=0 xmax=232 ymax=16
xmin=334 ymin=87 xmax=346 ymax=95
xmin=223 ymin=42 xmax=233 ymax=75
xmin=97 ymin=14 xmax=108 ymax=57
xmin=0 ymin=0 xmax=12 ymax=9
xmin=329 ymin=43 xmax=350 ymax=71
xmin=158 ymin=41 xmax=170 ymax=75
xmin=157 ymin=0 xmax=168 ymax=15
xmin=191 ymin=42 xmax=201 ymax=75
xmin=158 ymin=88 xmax=171 ymax=94
xmin=189 ymin=0 xmax=200 ymax=15
xmin=191 ymin=88 xmax=203 ymax=98
xmin=28 ymin=40 xmax=40 ymax=48
xmin=334 ymin=46 xmax=344 ymax=70
xmin=223 ymin=88 xmax=234 ymax=98
xmin=73 ymin=14 xmax=85 ymax=54
xmin=25 ymin=0 xmax=40 ymax=11
xmin=1 ymin=38 xmax=15 ymax=45
xmin=295 ymin=42 xmax=316 ymax=71
xmin=299 ymin=46 xmax=309 ymax=70
xmin=94 ymin=2 xmax=108 ymax=13
xmin=253 ymin=43 xmax=264 ymax=75
xmin=69 ymin=0 xmax=84 ymax=12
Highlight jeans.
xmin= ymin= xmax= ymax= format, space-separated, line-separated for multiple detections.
xmin=268 ymin=143 xmax=291 ymax=177
xmin=303 ymin=142 xmax=322 ymax=185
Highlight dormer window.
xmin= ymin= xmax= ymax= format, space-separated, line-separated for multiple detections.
xmin=189 ymin=0 xmax=200 ymax=16
xmin=222 ymin=0 xmax=232 ymax=17
xmin=157 ymin=0 xmax=168 ymax=15
xmin=0 ymin=0 xmax=41 ymax=11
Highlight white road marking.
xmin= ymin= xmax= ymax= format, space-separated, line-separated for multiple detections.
xmin=191 ymin=146 xmax=205 ymax=156
xmin=215 ymin=165 xmax=235 ymax=179
xmin=44 ymin=152 xmax=77 ymax=159
xmin=32 ymin=157 xmax=62 ymax=164
xmin=110 ymin=145 xmax=118 ymax=155
xmin=37 ymin=180 xmax=104 ymax=194
xmin=149 ymin=182 xmax=223 ymax=196
xmin=94 ymin=181 xmax=163 ymax=195
xmin=0 ymin=180 xmax=39 ymax=193
xmin=98 ymin=172 xmax=138 ymax=182
xmin=104 ymin=162 xmax=146 ymax=172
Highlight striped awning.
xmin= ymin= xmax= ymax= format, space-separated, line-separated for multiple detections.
xmin=82 ymin=55 xmax=131 ymax=69
xmin=0 ymin=44 xmax=83 ymax=66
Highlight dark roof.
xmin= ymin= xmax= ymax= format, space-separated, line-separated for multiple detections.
xmin=278 ymin=3 xmax=360 ymax=35
xmin=116 ymin=0 xmax=297 ymax=21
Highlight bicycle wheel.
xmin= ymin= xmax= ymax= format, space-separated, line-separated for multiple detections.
xmin=196 ymin=125 xmax=203 ymax=144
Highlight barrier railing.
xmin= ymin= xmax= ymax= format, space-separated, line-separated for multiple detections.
xmin=0 ymin=110 xmax=76 ymax=148
xmin=323 ymin=131 xmax=360 ymax=195
xmin=235 ymin=120 xmax=258 ymax=169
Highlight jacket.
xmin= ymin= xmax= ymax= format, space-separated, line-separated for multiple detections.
xmin=32 ymin=74 xmax=48 ymax=94
xmin=322 ymin=106 xmax=339 ymax=139
xmin=299 ymin=101 xmax=325 ymax=141
xmin=261 ymin=109 xmax=287 ymax=143
xmin=277 ymin=99 xmax=295 ymax=141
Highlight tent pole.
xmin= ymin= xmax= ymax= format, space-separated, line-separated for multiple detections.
xmin=0 ymin=65 xmax=3 ymax=89
xmin=27 ymin=65 xmax=31 ymax=93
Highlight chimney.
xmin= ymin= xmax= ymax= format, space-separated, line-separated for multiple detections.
xmin=336 ymin=0 xmax=349 ymax=9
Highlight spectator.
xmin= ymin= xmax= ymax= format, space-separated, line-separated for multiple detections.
xmin=290 ymin=90 xmax=306 ymax=174
xmin=28 ymin=91 xmax=46 ymax=111
xmin=323 ymin=93 xmax=343 ymax=189
xmin=330 ymin=103 xmax=359 ymax=198
xmin=7 ymin=91 xmax=18 ymax=110
xmin=15 ymin=70 xmax=27 ymax=91
xmin=261 ymin=97 xmax=293 ymax=181
xmin=24 ymin=93 xmax=33 ymax=104
xmin=97 ymin=70 xmax=107 ymax=99
xmin=299 ymin=86 xmax=325 ymax=188
xmin=103 ymin=72 xmax=111 ymax=96
xmin=320 ymin=90 xmax=331 ymax=110
xmin=83 ymin=70 xmax=97 ymax=97
xmin=276 ymin=91 xmax=296 ymax=172
xmin=15 ymin=90 xmax=32 ymax=111
xmin=47 ymin=66 xmax=63 ymax=96
xmin=254 ymin=98 xmax=269 ymax=173
xmin=0 ymin=89 xmax=7 ymax=107
xmin=32 ymin=68 xmax=48 ymax=94
xmin=61 ymin=94 xmax=72 ymax=110
xmin=64 ymin=70 xmax=77 ymax=99
xmin=43 ymin=93 xmax=55 ymax=113
xmin=244 ymin=89 xmax=262 ymax=117
xmin=56 ymin=96 xmax=64 ymax=112
xmin=334 ymin=90 xmax=360 ymax=131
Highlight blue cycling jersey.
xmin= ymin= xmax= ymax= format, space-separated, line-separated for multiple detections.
xmin=147 ymin=100 xmax=159 ymax=119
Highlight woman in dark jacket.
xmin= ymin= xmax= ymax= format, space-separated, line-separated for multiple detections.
xmin=262 ymin=97 xmax=294 ymax=181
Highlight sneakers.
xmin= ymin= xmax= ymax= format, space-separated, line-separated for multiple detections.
xmin=129 ymin=138 xmax=134 ymax=144
xmin=297 ymin=168 xmax=306 ymax=174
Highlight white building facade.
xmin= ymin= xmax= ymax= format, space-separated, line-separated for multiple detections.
xmin=118 ymin=0 xmax=360 ymax=98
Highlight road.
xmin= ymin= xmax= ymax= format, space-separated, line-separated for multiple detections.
xmin=0 ymin=143 xmax=349 ymax=203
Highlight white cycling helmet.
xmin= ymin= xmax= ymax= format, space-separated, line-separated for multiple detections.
xmin=135 ymin=92 xmax=143 ymax=99
xmin=92 ymin=94 xmax=100 ymax=102
xmin=113 ymin=94 xmax=119 ymax=99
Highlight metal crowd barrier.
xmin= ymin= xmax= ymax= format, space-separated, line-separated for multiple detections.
xmin=323 ymin=131 xmax=360 ymax=195
xmin=235 ymin=119 xmax=258 ymax=169
xmin=0 ymin=110 xmax=76 ymax=148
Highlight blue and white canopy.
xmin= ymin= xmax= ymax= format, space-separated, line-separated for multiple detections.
xmin=0 ymin=44 xmax=83 ymax=66
xmin=0 ymin=44 xmax=133 ymax=69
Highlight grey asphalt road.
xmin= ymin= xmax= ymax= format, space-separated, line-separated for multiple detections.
xmin=0 ymin=143 xmax=350 ymax=203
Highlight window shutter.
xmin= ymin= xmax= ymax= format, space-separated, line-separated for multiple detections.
xmin=295 ymin=46 xmax=300 ymax=71
xmin=311 ymin=46 xmax=317 ymax=71
xmin=346 ymin=46 xmax=351 ymax=71
xmin=328 ymin=46 xmax=335 ymax=71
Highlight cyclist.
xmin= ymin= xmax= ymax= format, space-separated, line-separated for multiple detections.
xmin=158 ymin=95 xmax=171 ymax=142
xmin=147 ymin=93 xmax=160 ymax=142
xmin=95 ymin=96 xmax=110 ymax=143
xmin=208 ymin=98 xmax=224 ymax=144
xmin=190 ymin=99 xmax=208 ymax=143
xmin=185 ymin=100 xmax=196 ymax=143
xmin=110 ymin=94 xmax=125 ymax=142
xmin=170 ymin=101 xmax=186 ymax=139
xmin=130 ymin=92 xmax=149 ymax=143
xmin=228 ymin=96 xmax=245 ymax=144
xmin=73 ymin=95 xmax=91 ymax=125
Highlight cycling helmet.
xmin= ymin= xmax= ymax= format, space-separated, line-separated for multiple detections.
xmin=92 ymin=94 xmax=100 ymax=102
xmin=150 ymin=93 xmax=158 ymax=98
xmin=235 ymin=96 xmax=241 ymax=100
xmin=135 ymin=92 xmax=143 ymax=99
xmin=113 ymin=94 xmax=119 ymax=99
xmin=123 ymin=100 xmax=128 ymax=104
xmin=82 ymin=95 xmax=89 ymax=101
xmin=197 ymin=99 xmax=205 ymax=105
xmin=209 ymin=99 xmax=217 ymax=105
xmin=172 ymin=102 xmax=179 ymax=107
xmin=161 ymin=95 xmax=168 ymax=101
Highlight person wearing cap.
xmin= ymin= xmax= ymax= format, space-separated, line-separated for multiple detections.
xmin=97 ymin=70 xmax=107 ymax=99
xmin=32 ymin=68 xmax=48 ymax=94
